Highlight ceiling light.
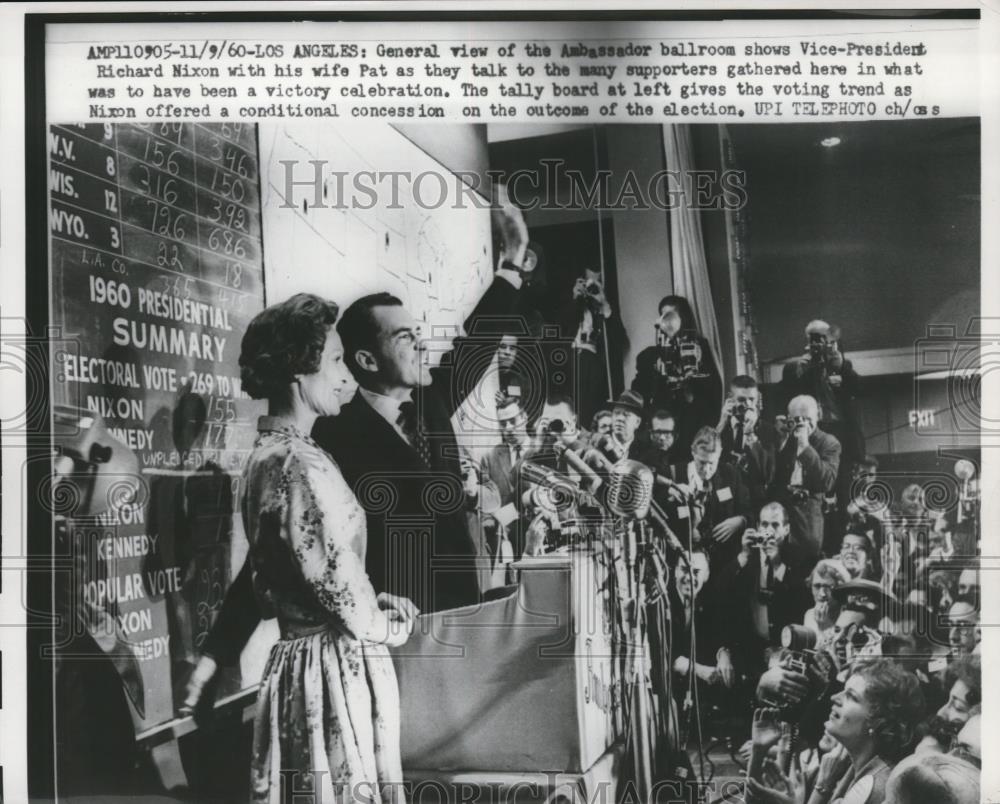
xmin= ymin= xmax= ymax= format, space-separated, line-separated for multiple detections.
xmin=820 ymin=137 xmax=841 ymax=148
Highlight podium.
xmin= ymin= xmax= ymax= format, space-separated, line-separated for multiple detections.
xmin=391 ymin=551 xmax=625 ymax=802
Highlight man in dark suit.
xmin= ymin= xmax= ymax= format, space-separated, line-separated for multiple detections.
xmin=716 ymin=375 xmax=778 ymax=511
xmin=659 ymin=425 xmax=751 ymax=573
xmin=636 ymin=408 xmax=682 ymax=511
xmin=479 ymin=396 xmax=529 ymax=509
xmin=316 ymin=246 xmax=532 ymax=613
xmin=194 ymin=201 xmax=531 ymax=681
xmin=781 ymin=320 xmax=865 ymax=544
xmin=769 ymin=394 xmax=841 ymax=571
xmin=716 ymin=502 xmax=812 ymax=678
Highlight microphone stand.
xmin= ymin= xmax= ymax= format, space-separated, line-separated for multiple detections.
xmin=654 ymin=479 xmax=704 ymax=781
xmin=623 ymin=516 xmax=654 ymax=800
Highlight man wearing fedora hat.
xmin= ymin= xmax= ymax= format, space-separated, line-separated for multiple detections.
xmin=583 ymin=389 xmax=647 ymax=467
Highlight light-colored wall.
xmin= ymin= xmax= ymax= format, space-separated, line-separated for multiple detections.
xmin=604 ymin=126 xmax=673 ymax=386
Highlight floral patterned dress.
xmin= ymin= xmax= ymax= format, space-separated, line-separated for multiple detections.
xmin=244 ymin=417 xmax=404 ymax=804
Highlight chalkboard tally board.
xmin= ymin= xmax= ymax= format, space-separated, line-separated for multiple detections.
xmin=47 ymin=121 xmax=268 ymax=738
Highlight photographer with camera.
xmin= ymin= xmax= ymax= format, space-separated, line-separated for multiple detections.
xmin=717 ymin=375 xmax=778 ymax=510
xmin=782 ymin=321 xmax=864 ymax=534
xmin=770 ymin=395 xmax=841 ymax=570
xmin=718 ymin=503 xmax=812 ymax=680
xmin=631 ymin=295 xmax=723 ymax=459
xmin=531 ymin=392 xmax=595 ymax=475
xmin=552 ymin=268 xmax=626 ymax=425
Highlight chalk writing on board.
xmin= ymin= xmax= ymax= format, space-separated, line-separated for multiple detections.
xmin=49 ymin=121 xmax=266 ymax=732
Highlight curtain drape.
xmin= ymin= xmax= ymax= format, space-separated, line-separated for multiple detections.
xmin=661 ymin=124 xmax=724 ymax=371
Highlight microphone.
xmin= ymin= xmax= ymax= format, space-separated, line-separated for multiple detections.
xmin=555 ymin=441 xmax=604 ymax=492
xmin=518 ymin=461 xmax=599 ymax=511
xmin=606 ymin=459 xmax=654 ymax=520
xmin=546 ymin=420 xmax=603 ymax=491
xmin=594 ymin=433 xmax=626 ymax=464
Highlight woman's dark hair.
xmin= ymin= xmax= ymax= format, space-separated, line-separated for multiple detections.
xmin=853 ymin=658 xmax=926 ymax=763
xmin=944 ymin=655 xmax=981 ymax=708
xmin=657 ymin=294 xmax=698 ymax=332
xmin=239 ymin=293 xmax=340 ymax=401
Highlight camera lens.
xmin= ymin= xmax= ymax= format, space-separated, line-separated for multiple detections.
xmin=586 ymin=282 xmax=600 ymax=296
xmin=547 ymin=419 xmax=565 ymax=435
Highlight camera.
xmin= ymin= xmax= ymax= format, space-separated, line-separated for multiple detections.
xmin=808 ymin=334 xmax=831 ymax=366
xmin=679 ymin=339 xmax=701 ymax=374
xmin=787 ymin=486 xmax=811 ymax=503
xmin=733 ymin=401 xmax=749 ymax=422
xmin=760 ymin=626 xmax=837 ymax=734
xmin=585 ymin=281 xmax=602 ymax=297
xmin=783 ymin=624 xmax=818 ymax=652
xmin=544 ymin=419 xmax=566 ymax=436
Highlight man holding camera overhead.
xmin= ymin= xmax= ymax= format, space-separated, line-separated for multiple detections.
xmin=769 ymin=394 xmax=842 ymax=569
xmin=555 ymin=268 xmax=626 ymax=425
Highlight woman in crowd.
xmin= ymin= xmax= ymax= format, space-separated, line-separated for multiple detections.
xmin=238 ymin=294 xmax=416 ymax=804
xmin=803 ymin=559 xmax=851 ymax=640
xmin=631 ymin=294 xmax=722 ymax=457
xmin=748 ymin=658 xmax=925 ymax=804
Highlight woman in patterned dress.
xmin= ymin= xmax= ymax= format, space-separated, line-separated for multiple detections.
xmin=238 ymin=293 xmax=417 ymax=804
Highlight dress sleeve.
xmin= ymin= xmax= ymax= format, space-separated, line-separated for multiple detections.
xmin=281 ymin=449 xmax=396 ymax=644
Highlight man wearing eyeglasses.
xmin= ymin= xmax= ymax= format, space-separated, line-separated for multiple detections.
xmin=638 ymin=408 xmax=681 ymax=508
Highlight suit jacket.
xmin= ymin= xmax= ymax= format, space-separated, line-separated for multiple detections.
xmin=716 ymin=550 xmax=811 ymax=673
xmin=780 ymin=358 xmax=864 ymax=461
xmin=660 ymin=461 xmax=750 ymax=569
xmin=203 ymin=276 xmax=520 ymax=665
xmin=719 ymin=419 xmax=778 ymax=511
xmin=768 ymin=427 xmax=841 ymax=567
xmin=480 ymin=443 xmax=517 ymax=507
xmin=314 ymin=275 xmax=520 ymax=614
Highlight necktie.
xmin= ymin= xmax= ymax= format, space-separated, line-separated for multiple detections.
xmin=513 ymin=444 xmax=522 ymax=463
xmin=691 ymin=486 xmax=708 ymax=538
xmin=397 ymin=400 xmax=432 ymax=468
xmin=753 ymin=560 xmax=774 ymax=640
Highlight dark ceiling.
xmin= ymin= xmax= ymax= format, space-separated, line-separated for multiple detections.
xmin=723 ymin=118 xmax=980 ymax=360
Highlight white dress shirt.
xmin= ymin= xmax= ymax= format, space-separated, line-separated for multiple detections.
xmin=359 ymin=387 xmax=413 ymax=447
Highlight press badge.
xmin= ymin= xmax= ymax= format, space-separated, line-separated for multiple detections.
xmin=677 ymin=506 xmax=690 ymax=519
xmin=717 ymin=487 xmax=733 ymax=502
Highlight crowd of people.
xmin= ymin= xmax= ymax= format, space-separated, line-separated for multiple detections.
xmin=188 ymin=195 xmax=980 ymax=804
xmin=473 ymin=320 xmax=980 ymax=804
